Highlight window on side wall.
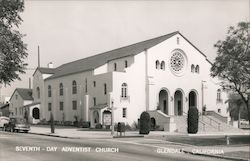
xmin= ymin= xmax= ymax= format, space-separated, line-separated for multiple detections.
xmin=121 ymin=83 xmax=128 ymax=97
xmin=59 ymin=102 xmax=64 ymax=111
xmin=122 ymin=108 xmax=127 ymax=118
xmin=93 ymin=97 xmax=96 ymax=106
xmin=59 ymin=83 xmax=63 ymax=96
xmin=125 ymin=60 xmax=128 ymax=68
xmin=48 ymin=103 xmax=52 ymax=111
xmin=72 ymin=100 xmax=77 ymax=110
xmin=114 ymin=63 xmax=117 ymax=71
xmin=48 ymin=85 xmax=52 ymax=97
xmin=72 ymin=80 xmax=77 ymax=94
xmin=104 ymin=83 xmax=107 ymax=95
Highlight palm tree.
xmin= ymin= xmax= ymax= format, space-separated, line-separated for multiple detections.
xmin=225 ymin=93 xmax=246 ymax=128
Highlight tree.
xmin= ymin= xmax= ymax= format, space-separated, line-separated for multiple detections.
xmin=187 ymin=107 xmax=199 ymax=134
xmin=225 ymin=93 xmax=248 ymax=127
xmin=139 ymin=111 xmax=151 ymax=135
xmin=211 ymin=22 xmax=250 ymax=124
xmin=0 ymin=0 xmax=28 ymax=85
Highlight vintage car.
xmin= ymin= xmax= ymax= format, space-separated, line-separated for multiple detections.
xmin=4 ymin=117 xmax=30 ymax=133
xmin=0 ymin=116 xmax=10 ymax=130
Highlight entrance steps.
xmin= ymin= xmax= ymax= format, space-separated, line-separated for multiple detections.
xmin=172 ymin=115 xmax=245 ymax=134
xmin=148 ymin=110 xmax=245 ymax=133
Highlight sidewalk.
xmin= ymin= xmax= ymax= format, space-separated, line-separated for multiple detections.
xmin=28 ymin=126 xmax=250 ymax=161
xmin=29 ymin=126 xmax=144 ymax=139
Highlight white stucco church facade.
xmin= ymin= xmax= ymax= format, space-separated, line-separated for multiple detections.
xmin=29 ymin=31 xmax=228 ymax=130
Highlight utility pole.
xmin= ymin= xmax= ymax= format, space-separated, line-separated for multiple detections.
xmin=111 ymin=100 xmax=114 ymax=136
xmin=38 ymin=45 xmax=40 ymax=68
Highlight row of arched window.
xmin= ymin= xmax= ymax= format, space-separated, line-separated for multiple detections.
xmin=45 ymin=80 xmax=108 ymax=98
xmin=155 ymin=60 xmax=165 ymax=70
xmin=191 ymin=64 xmax=199 ymax=73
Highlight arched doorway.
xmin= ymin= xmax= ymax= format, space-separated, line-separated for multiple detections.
xmin=189 ymin=91 xmax=197 ymax=109
xmin=174 ymin=90 xmax=183 ymax=116
xmin=159 ymin=89 xmax=169 ymax=115
xmin=32 ymin=107 xmax=40 ymax=119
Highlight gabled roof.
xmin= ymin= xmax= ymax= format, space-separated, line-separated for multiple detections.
xmin=46 ymin=31 xmax=179 ymax=80
xmin=45 ymin=31 xmax=210 ymax=80
xmin=33 ymin=67 xmax=56 ymax=76
xmin=10 ymin=88 xmax=33 ymax=101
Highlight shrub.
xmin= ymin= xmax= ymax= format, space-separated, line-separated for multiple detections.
xmin=131 ymin=121 xmax=139 ymax=130
xmin=139 ymin=111 xmax=151 ymax=135
xmin=95 ymin=123 xmax=102 ymax=129
xmin=187 ymin=107 xmax=199 ymax=134
xmin=82 ymin=121 xmax=90 ymax=128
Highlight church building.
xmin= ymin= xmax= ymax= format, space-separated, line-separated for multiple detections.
xmin=23 ymin=31 xmax=230 ymax=131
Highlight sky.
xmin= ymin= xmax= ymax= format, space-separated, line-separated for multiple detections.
xmin=0 ymin=0 xmax=249 ymax=102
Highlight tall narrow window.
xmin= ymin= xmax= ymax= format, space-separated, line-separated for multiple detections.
xmin=93 ymin=97 xmax=96 ymax=106
xmin=122 ymin=108 xmax=127 ymax=118
xmin=195 ymin=65 xmax=200 ymax=73
xmin=155 ymin=60 xmax=160 ymax=69
xmin=125 ymin=60 xmax=128 ymax=68
xmin=217 ymin=89 xmax=222 ymax=102
xmin=191 ymin=64 xmax=195 ymax=73
xmin=72 ymin=100 xmax=77 ymax=110
xmin=36 ymin=87 xmax=40 ymax=99
xmin=121 ymin=83 xmax=128 ymax=97
xmin=85 ymin=78 xmax=88 ymax=93
xmin=59 ymin=83 xmax=63 ymax=96
xmin=93 ymin=81 xmax=96 ymax=87
xmin=72 ymin=80 xmax=77 ymax=94
xmin=48 ymin=103 xmax=52 ymax=111
xmin=160 ymin=61 xmax=165 ymax=70
xmin=48 ymin=85 xmax=52 ymax=97
xmin=114 ymin=63 xmax=117 ymax=71
xmin=104 ymin=83 xmax=107 ymax=95
xmin=59 ymin=102 xmax=64 ymax=111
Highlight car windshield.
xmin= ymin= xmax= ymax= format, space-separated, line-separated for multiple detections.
xmin=15 ymin=118 xmax=27 ymax=124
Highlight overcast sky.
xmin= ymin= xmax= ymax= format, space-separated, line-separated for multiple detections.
xmin=1 ymin=0 xmax=249 ymax=101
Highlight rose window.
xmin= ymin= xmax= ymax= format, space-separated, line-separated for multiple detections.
xmin=170 ymin=52 xmax=184 ymax=72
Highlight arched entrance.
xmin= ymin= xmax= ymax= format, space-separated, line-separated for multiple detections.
xmin=174 ymin=90 xmax=183 ymax=115
xmin=189 ymin=91 xmax=197 ymax=109
xmin=159 ymin=89 xmax=169 ymax=115
xmin=32 ymin=107 xmax=40 ymax=119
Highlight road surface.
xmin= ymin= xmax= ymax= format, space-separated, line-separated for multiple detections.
xmin=0 ymin=131 xmax=230 ymax=161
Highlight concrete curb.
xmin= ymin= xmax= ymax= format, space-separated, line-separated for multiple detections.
xmin=28 ymin=132 xmax=80 ymax=139
xmin=183 ymin=149 xmax=249 ymax=161
xmin=113 ymin=135 xmax=144 ymax=138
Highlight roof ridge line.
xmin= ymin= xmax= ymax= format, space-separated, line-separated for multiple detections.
xmin=57 ymin=31 xmax=179 ymax=68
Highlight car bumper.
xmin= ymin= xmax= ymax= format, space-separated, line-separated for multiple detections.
xmin=14 ymin=127 xmax=30 ymax=131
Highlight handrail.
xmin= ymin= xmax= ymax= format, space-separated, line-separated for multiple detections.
xmin=183 ymin=111 xmax=221 ymax=131
xmin=182 ymin=111 xmax=206 ymax=131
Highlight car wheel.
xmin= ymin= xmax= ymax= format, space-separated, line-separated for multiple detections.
xmin=23 ymin=130 xmax=28 ymax=133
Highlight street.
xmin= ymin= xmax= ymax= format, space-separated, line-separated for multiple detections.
xmin=0 ymin=131 xmax=231 ymax=161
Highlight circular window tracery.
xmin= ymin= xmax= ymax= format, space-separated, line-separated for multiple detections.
xmin=170 ymin=52 xmax=184 ymax=72
xmin=169 ymin=49 xmax=187 ymax=76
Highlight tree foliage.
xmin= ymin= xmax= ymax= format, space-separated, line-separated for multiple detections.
xmin=187 ymin=107 xmax=199 ymax=134
xmin=139 ymin=111 xmax=151 ymax=135
xmin=211 ymin=22 xmax=250 ymax=123
xmin=0 ymin=0 xmax=27 ymax=85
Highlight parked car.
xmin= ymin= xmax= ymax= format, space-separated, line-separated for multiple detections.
xmin=0 ymin=116 xmax=10 ymax=130
xmin=4 ymin=117 xmax=30 ymax=133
